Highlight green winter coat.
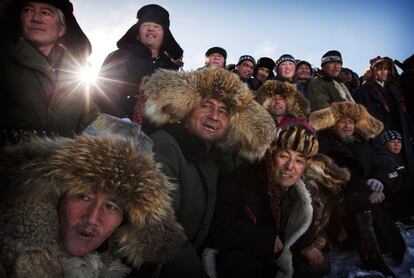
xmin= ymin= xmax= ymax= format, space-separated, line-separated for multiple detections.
xmin=0 ymin=38 xmax=98 ymax=136
xmin=150 ymin=124 xmax=218 ymax=278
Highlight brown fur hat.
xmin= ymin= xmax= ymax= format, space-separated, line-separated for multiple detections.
xmin=0 ymin=135 xmax=185 ymax=268
xmin=144 ymin=68 xmax=276 ymax=161
xmin=255 ymin=80 xmax=310 ymax=118
xmin=308 ymin=102 xmax=383 ymax=139
xmin=270 ymin=124 xmax=319 ymax=158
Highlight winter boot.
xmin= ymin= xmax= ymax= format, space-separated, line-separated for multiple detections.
xmin=355 ymin=210 xmax=397 ymax=278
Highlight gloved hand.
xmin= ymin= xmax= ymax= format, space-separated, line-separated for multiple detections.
xmin=366 ymin=178 xmax=384 ymax=192
xmin=369 ymin=191 xmax=385 ymax=204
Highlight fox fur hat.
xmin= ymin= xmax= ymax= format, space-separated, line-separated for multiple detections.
xmin=0 ymin=135 xmax=185 ymax=275
xmin=255 ymin=80 xmax=310 ymax=118
xmin=143 ymin=68 xmax=276 ymax=161
xmin=308 ymin=102 xmax=383 ymax=139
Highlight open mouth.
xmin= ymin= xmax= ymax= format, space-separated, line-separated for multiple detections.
xmin=77 ymin=229 xmax=96 ymax=239
xmin=203 ymin=122 xmax=218 ymax=131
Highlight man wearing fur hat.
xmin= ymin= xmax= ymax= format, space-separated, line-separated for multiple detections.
xmin=143 ymin=68 xmax=276 ymax=277
xmin=256 ymin=80 xmax=311 ymax=128
xmin=0 ymin=0 xmax=98 ymax=144
xmin=306 ymin=50 xmax=355 ymax=112
xmin=309 ymin=102 xmax=405 ymax=277
xmin=354 ymin=56 xmax=414 ymax=179
xmin=249 ymin=57 xmax=275 ymax=90
xmin=0 ymin=135 xmax=185 ymax=277
xmin=207 ymin=124 xmax=319 ymax=278
xmin=95 ymin=4 xmax=183 ymax=122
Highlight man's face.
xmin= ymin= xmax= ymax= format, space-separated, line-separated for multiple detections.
xmin=207 ymin=53 xmax=225 ymax=68
xmin=236 ymin=60 xmax=255 ymax=80
xmin=278 ymin=61 xmax=296 ymax=81
xmin=375 ymin=68 xmax=389 ymax=82
xmin=20 ymin=2 xmax=66 ymax=51
xmin=273 ymin=149 xmax=307 ymax=188
xmin=256 ymin=67 xmax=271 ymax=82
xmin=334 ymin=117 xmax=355 ymax=137
xmin=138 ymin=21 xmax=164 ymax=51
xmin=339 ymin=70 xmax=353 ymax=84
xmin=323 ymin=62 xmax=342 ymax=78
xmin=59 ymin=191 xmax=124 ymax=256
xmin=268 ymin=95 xmax=287 ymax=119
xmin=184 ymin=98 xmax=230 ymax=143
xmin=296 ymin=64 xmax=312 ymax=80
xmin=386 ymin=139 xmax=402 ymax=155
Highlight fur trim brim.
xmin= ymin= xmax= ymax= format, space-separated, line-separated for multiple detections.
xmin=308 ymin=102 xmax=383 ymax=139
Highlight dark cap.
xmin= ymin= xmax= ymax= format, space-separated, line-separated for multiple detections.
xmin=205 ymin=47 xmax=227 ymax=60
xmin=275 ymin=54 xmax=296 ymax=71
xmin=256 ymin=57 xmax=275 ymax=72
xmin=321 ymin=50 xmax=342 ymax=66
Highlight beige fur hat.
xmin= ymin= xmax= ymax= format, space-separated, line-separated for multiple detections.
xmin=255 ymin=80 xmax=310 ymax=118
xmin=0 ymin=135 xmax=185 ymax=271
xmin=308 ymin=102 xmax=383 ymax=139
xmin=144 ymin=68 xmax=276 ymax=161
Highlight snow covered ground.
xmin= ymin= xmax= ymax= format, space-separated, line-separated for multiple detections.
xmin=328 ymin=222 xmax=414 ymax=277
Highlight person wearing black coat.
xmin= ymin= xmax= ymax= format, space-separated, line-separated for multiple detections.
xmin=94 ymin=4 xmax=183 ymax=123
xmin=309 ymin=102 xmax=406 ymax=278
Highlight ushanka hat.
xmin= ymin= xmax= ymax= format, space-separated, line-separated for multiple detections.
xmin=5 ymin=0 xmax=91 ymax=61
xmin=379 ymin=130 xmax=402 ymax=145
xmin=143 ymin=68 xmax=276 ymax=161
xmin=0 ymin=135 xmax=185 ymax=270
xmin=117 ymin=4 xmax=183 ymax=63
xmin=321 ymin=50 xmax=342 ymax=66
xmin=255 ymin=80 xmax=310 ymax=118
xmin=309 ymin=102 xmax=383 ymax=139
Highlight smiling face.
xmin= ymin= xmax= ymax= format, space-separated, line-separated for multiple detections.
xmin=273 ymin=149 xmax=307 ymax=188
xmin=278 ymin=61 xmax=296 ymax=81
xmin=58 ymin=191 xmax=124 ymax=256
xmin=138 ymin=21 xmax=164 ymax=53
xmin=20 ymin=2 xmax=66 ymax=56
xmin=237 ymin=60 xmax=255 ymax=80
xmin=268 ymin=95 xmax=287 ymax=121
xmin=184 ymin=98 xmax=230 ymax=144
xmin=334 ymin=117 xmax=355 ymax=138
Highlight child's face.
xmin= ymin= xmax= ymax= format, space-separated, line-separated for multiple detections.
xmin=386 ymin=139 xmax=402 ymax=154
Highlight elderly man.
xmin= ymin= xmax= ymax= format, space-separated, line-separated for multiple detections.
xmin=204 ymin=46 xmax=227 ymax=68
xmin=306 ymin=50 xmax=354 ymax=112
xmin=143 ymin=68 xmax=276 ymax=277
xmin=0 ymin=135 xmax=185 ymax=277
xmin=95 ymin=4 xmax=183 ymax=122
xmin=309 ymin=102 xmax=405 ymax=277
xmin=207 ymin=124 xmax=319 ymax=278
xmin=0 ymin=0 xmax=98 ymax=144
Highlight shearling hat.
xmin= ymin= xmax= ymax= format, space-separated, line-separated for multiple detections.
xmin=0 ymin=135 xmax=185 ymax=270
xmin=271 ymin=123 xmax=319 ymax=159
xmin=275 ymin=54 xmax=296 ymax=71
xmin=308 ymin=102 xmax=383 ymax=139
xmin=255 ymin=80 xmax=310 ymax=118
xmin=237 ymin=55 xmax=256 ymax=66
xmin=379 ymin=129 xmax=402 ymax=145
xmin=117 ymin=4 xmax=183 ymax=62
xmin=5 ymin=0 xmax=91 ymax=61
xmin=206 ymin=46 xmax=227 ymax=60
xmin=143 ymin=68 xmax=276 ymax=161
xmin=321 ymin=50 xmax=342 ymax=66
xmin=256 ymin=57 xmax=276 ymax=72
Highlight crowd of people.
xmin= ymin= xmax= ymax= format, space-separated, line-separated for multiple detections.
xmin=1 ymin=1 xmax=413 ymax=277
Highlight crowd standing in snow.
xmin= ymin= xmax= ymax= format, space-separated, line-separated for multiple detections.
xmin=1 ymin=1 xmax=414 ymax=277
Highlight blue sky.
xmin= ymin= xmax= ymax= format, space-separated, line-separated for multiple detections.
xmin=72 ymin=0 xmax=414 ymax=78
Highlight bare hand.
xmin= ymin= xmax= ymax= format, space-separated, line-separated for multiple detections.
xmin=273 ymin=236 xmax=284 ymax=253
xmin=304 ymin=247 xmax=325 ymax=267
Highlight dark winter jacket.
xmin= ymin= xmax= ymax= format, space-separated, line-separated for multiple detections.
xmin=95 ymin=37 xmax=180 ymax=120
xmin=0 ymin=38 xmax=98 ymax=139
xmin=305 ymin=71 xmax=354 ymax=112
xmin=208 ymin=161 xmax=313 ymax=278
xmin=374 ymin=146 xmax=408 ymax=192
xmin=354 ymin=81 xmax=414 ymax=174
xmin=150 ymin=124 xmax=219 ymax=278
